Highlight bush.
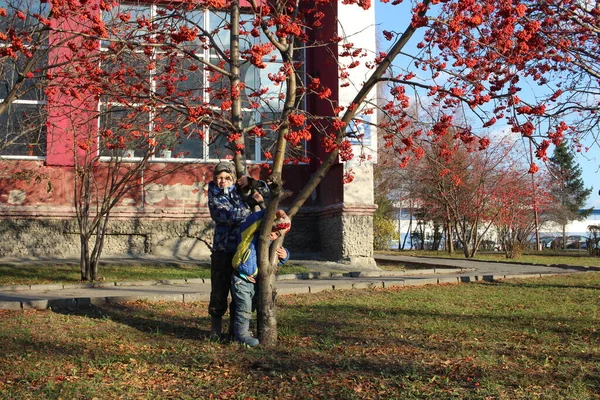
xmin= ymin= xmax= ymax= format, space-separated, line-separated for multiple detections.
xmin=374 ymin=214 xmax=397 ymax=250
xmin=373 ymin=195 xmax=398 ymax=250
xmin=505 ymin=241 xmax=524 ymax=259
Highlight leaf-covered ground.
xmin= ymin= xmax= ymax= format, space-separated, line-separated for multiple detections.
xmin=1 ymin=273 xmax=599 ymax=399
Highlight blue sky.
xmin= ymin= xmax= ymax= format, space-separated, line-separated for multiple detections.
xmin=373 ymin=1 xmax=599 ymax=209
xmin=576 ymin=151 xmax=599 ymax=209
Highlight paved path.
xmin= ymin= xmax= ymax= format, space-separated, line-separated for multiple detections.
xmin=0 ymin=254 xmax=597 ymax=310
xmin=374 ymin=254 xmax=599 ymax=276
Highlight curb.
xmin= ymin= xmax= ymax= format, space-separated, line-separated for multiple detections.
xmin=374 ymin=255 xmax=600 ymax=272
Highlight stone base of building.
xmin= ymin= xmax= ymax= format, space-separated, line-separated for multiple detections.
xmin=291 ymin=203 xmax=377 ymax=267
xmin=0 ymin=203 xmax=376 ymax=268
xmin=0 ymin=212 xmax=214 ymax=259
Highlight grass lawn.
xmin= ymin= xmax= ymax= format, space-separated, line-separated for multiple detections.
xmin=1 ymin=272 xmax=599 ymax=399
xmin=0 ymin=261 xmax=309 ymax=286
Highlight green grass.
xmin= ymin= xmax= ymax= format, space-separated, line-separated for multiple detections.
xmin=1 ymin=272 xmax=599 ymax=399
xmin=0 ymin=261 xmax=310 ymax=286
xmin=377 ymin=249 xmax=600 ymax=268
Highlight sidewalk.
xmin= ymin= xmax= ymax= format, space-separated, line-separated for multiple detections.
xmin=0 ymin=254 xmax=596 ymax=310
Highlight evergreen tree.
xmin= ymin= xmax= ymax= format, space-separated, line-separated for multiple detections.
xmin=548 ymin=141 xmax=593 ymax=249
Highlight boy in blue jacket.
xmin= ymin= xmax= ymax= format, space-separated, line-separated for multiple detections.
xmin=230 ymin=208 xmax=291 ymax=346
xmin=207 ymin=162 xmax=269 ymax=340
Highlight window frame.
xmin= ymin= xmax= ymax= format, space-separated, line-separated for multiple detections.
xmin=0 ymin=0 xmax=50 ymax=159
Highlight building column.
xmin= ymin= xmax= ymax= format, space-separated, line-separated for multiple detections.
xmin=315 ymin=165 xmax=377 ymax=267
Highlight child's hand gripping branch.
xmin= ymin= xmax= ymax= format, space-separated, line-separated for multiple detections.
xmin=270 ymin=209 xmax=290 ymax=265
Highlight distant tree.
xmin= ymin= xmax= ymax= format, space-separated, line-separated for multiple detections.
xmin=587 ymin=225 xmax=600 ymax=257
xmin=493 ymin=168 xmax=553 ymax=259
xmin=373 ymin=108 xmax=412 ymax=250
xmin=547 ymin=141 xmax=593 ymax=249
xmin=410 ymin=135 xmax=527 ymax=258
xmin=373 ymin=195 xmax=397 ymax=250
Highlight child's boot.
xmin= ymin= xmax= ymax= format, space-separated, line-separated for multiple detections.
xmin=209 ymin=315 xmax=222 ymax=341
xmin=234 ymin=316 xmax=259 ymax=347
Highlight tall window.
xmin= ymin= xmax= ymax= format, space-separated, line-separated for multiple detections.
xmin=99 ymin=3 xmax=300 ymax=162
xmin=0 ymin=0 xmax=48 ymax=157
xmin=99 ymin=4 xmax=204 ymax=159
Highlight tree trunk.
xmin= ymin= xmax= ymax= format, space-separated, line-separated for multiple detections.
xmin=398 ymin=207 xmax=403 ymax=250
xmin=462 ymin=243 xmax=470 ymax=258
xmin=89 ymin=214 xmax=110 ymax=282
xmin=403 ymin=216 xmax=412 ymax=250
xmin=256 ymin=196 xmax=282 ymax=346
xmin=256 ymin=258 xmax=278 ymax=344
xmin=229 ymin=1 xmax=246 ymax=177
xmin=445 ymin=206 xmax=454 ymax=254
xmin=80 ymin=235 xmax=90 ymax=281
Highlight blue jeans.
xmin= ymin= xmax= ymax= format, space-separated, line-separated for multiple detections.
xmin=231 ymin=274 xmax=256 ymax=321
xmin=231 ymin=274 xmax=259 ymax=345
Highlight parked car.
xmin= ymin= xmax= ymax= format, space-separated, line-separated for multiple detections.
xmin=567 ymin=235 xmax=589 ymax=249
xmin=479 ymin=240 xmax=500 ymax=251
xmin=539 ymin=236 xmax=557 ymax=249
xmin=551 ymin=235 xmax=589 ymax=249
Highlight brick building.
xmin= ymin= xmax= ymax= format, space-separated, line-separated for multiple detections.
xmin=0 ymin=1 xmax=377 ymax=266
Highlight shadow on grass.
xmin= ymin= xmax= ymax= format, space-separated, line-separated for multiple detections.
xmin=543 ymin=264 xmax=600 ymax=272
xmin=29 ymin=272 xmax=598 ymax=395
xmin=52 ymin=302 xmax=209 ymax=340
xmin=2 ymin=288 xmax=597 ymax=399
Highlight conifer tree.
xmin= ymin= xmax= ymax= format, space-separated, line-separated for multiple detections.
xmin=548 ymin=142 xmax=593 ymax=249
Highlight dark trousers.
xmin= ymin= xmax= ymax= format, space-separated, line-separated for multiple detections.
xmin=209 ymin=251 xmax=234 ymax=318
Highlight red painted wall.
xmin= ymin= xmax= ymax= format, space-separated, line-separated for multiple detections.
xmin=305 ymin=0 xmax=343 ymax=206
xmin=0 ymin=1 xmax=343 ymax=216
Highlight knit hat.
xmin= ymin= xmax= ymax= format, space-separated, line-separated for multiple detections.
xmin=272 ymin=210 xmax=291 ymax=236
xmin=214 ymin=161 xmax=234 ymax=175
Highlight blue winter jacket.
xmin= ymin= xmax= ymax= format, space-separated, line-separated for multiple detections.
xmin=232 ymin=210 xmax=289 ymax=282
xmin=207 ymin=179 xmax=269 ymax=253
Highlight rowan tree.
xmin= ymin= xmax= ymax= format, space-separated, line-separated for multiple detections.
xmin=491 ymin=164 xmax=553 ymax=258
xmin=403 ymin=127 xmax=526 ymax=257
xmin=1 ymin=0 xmax=600 ymax=345
xmin=0 ymin=0 xmax=59 ymax=155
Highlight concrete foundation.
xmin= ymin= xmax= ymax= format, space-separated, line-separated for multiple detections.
xmin=0 ymin=205 xmax=375 ymax=267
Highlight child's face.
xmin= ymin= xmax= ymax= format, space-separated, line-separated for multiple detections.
xmin=214 ymin=171 xmax=233 ymax=188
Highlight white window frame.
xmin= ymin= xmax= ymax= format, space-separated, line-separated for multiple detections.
xmin=0 ymin=99 xmax=47 ymax=160
xmin=0 ymin=0 xmax=49 ymax=159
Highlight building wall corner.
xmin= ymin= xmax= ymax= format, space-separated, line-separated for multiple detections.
xmin=316 ymin=203 xmax=377 ymax=267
